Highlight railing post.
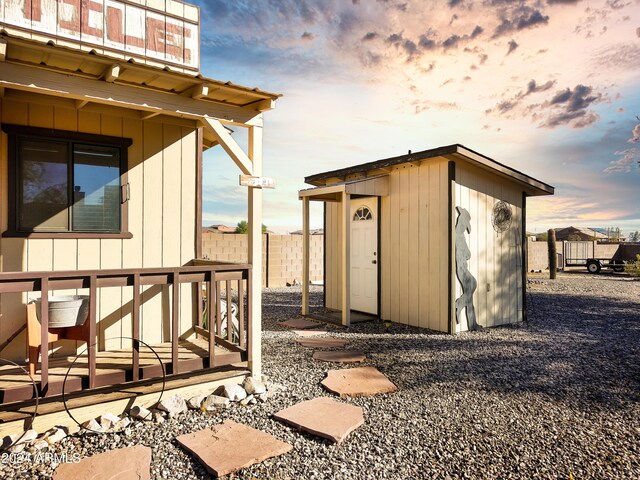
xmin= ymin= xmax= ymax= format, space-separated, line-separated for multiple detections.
xmin=172 ymin=271 xmax=180 ymax=374
xmin=226 ymin=280 xmax=233 ymax=342
xmin=39 ymin=277 xmax=49 ymax=393
xmin=247 ymin=268 xmax=253 ymax=364
xmin=208 ymin=269 xmax=215 ymax=367
xmin=238 ymin=275 xmax=245 ymax=350
xmin=88 ymin=275 xmax=97 ymax=389
xmin=132 ymin=273 xmax=140 ymax=381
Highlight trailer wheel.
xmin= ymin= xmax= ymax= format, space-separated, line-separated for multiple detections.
xmin=587 ymin=260 xmax=601 ymax=274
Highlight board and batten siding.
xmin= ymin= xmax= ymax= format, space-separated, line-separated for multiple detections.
xmin=324 ymin=157 xmax=450 ymax=332
xmin=454 ymin=162 xmax=523 ymax=332
xmin=0 ymin=95 xmax=198 ymax=361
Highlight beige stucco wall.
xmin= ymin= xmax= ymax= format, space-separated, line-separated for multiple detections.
xmin=202 ymin=232 xmax=323 ymax=287
xmin=0 ymin=95 xmax=198 ymax=361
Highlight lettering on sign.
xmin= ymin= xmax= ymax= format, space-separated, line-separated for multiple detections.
xmin=0 ymin=0 xmax=200 ymax=70
xmin=239 ymin=175 xmax=276 ymax=189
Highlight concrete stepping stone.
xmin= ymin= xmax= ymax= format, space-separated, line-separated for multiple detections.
xmin=321 ymin=366 xmax=397 ymax=397
xmin=278 ymin=318 xmax=320 ymax=329
xmin=313 ymin=350 xmax=366 ymax=363
xmin=176 ymin=420 xmax=292 ymax=478
xmin=293 ymin=328 xmax=327 ymax=337
xmin=53 ymin=445 xmax=151 ymax=480
xmin=296 ymin=337 xmax=349 ymax=349
xmin=274 ymin=397 xmax=364 ymax=443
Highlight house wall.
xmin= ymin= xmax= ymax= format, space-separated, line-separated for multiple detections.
xmin=324 ymin=157 xmax=450 ymax=332
xmin=454 ymin=162 xmax=524 ymax=332
xmin=0 ymin=94 xmax=198 ymax=361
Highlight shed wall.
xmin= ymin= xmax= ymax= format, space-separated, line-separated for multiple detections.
xmin=0 ymin=95 xmax=197 ymax=361
xmin=454 ymin=162 xmax=524 ymax=332
xmin=323 ymin=157 xmax=450 ymax=332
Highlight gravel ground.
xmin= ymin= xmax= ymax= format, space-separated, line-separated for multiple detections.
xmin=3 ymin=272 xmax=639 ymax=479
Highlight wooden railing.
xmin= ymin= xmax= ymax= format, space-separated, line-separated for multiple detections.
xmin=0 ymin=261 xmax=252 ymax=396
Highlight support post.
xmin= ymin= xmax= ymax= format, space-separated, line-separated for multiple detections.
xmin=548 ymin=229 xmax=557 ymax=280
xmin=341 ymin=193 xmax=351 ymax=327
xmin=302 ymin=196 xmax=310 ymax=316
xmin=248 ymin=122 xmax=262 ymax=376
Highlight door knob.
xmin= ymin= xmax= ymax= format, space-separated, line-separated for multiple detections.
xmin=372 ymin=260 xmax=377 ymax=264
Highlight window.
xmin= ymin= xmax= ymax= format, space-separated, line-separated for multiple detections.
xmin=353 ymin=206 xmax=373 ymax=221
xmin=3 ymin=125 xmax=132 ymax=238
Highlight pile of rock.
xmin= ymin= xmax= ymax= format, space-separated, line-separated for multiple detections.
xmin=1 ymin=376 xmax=285 ymax=457
xmin=2 ymin=425 xmax=77 ymax=454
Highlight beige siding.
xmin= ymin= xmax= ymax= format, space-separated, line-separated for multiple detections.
xmin=454 ymin=162 xmax=523 ymax=332
xmin=324 ymin=158 xmax=450 ymax=331
xmin=0 ymin=95 xmax=198 ymax=361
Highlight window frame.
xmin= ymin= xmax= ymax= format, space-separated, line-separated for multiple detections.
xmin=2 ymin=124 xmax=133 ymax=239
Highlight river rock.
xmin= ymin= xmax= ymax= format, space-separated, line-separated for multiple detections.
xmin=243 ymin=376 xmax=267 ymax=395
xmin=223 ymin=383 xmax=247 ymax=402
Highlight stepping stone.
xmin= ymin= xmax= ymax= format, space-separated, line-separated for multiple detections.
xmin=278 ymin=318 xmax=321 ymax=329
xmin=321 ymin=366 xmax=397 ymax=397
xmin=53 ymin=445 xmax=151 ymax=480
xmin=296 ymin=337 xmax=349 ymax=349
xmin=176 ymin=420 xmax=292 ymax=478
xmin=293 ymin=328 xmax=327 ymax=337
xmin=313 ymin=350 xmax=366 ymax=363
xmin=273 ymin=397 xmax=364 ymax=444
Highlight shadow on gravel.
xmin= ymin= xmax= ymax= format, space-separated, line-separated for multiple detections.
xmin=263 ymin=287 xmax=640 ymax=412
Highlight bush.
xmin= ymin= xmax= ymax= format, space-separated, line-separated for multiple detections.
xmin=625 ymin=254 xmax=640 ymax=277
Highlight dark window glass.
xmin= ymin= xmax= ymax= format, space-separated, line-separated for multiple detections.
xmin=73 ymin=145 xmax=120 ymax=232
xmin=18 ymin=139 xmax=69 ymax=231
xmin=15 ymin=137 xmax=122 ymax=233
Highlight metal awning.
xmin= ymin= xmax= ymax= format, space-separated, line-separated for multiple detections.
xmin=298 ymin=175 xmax=389 ymax=202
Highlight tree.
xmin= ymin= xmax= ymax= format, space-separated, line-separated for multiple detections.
xmin=628 ymin=231 xmax=640 ymax=242
xmin=235 ymin=220 xmax=267 ymax=234
xmin=625 ymin=254 xmax=640 ymax=277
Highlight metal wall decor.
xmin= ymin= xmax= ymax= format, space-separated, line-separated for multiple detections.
xmin=491 ymin=200 xmax=512 ymax=233
xmin=455 ymin=207 xmax=479 ymax=330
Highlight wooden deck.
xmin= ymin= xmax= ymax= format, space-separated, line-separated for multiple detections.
xmin=0 ymin=338 xmax=242 ymax=404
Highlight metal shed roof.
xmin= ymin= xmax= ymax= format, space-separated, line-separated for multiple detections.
xmin=305 ymin=144 xmax=554 ymax=196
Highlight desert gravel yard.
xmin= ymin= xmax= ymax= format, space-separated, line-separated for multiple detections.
xmin=4 ymin=273 xmax=639 ymax=479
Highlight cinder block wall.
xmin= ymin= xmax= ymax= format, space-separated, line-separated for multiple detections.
xmin=202 ymin=233 xmax=324 ymax=287
xmin=527 ymin=239 xmax=626 ymax=271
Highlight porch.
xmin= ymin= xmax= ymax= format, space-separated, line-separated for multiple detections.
xmin=0 ymin=261 xmax=253 ymax=406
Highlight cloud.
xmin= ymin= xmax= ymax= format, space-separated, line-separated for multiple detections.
xmin=637 ymin=27 xmax=640 ymax=38
xmin=507 ymin=39 xmax=519 ymax=55
xmin=526 ymin=79 xmax=556 ymax=94
xmin=631 ymin=123 xmax=640 ymax=143
xmin=301 ymin=31 xmax=315 ymax=41
xmin=418 ymin=34 xmax=437 ymax=49
xmin=443 ymin=34 xmax=463 ymax=49
xmin=493 ymin=8 xmax=550 ymax=38
xmin=362 ymin=32 xmax=377 ymax=41
xmin=386 ymin=33 xmax=404 ymax=45
xmin=470 ymin=25 xmax=484 ymax=39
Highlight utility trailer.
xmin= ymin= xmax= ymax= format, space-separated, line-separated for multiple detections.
xmin=564 ymin=241 xmax=640 ymax=274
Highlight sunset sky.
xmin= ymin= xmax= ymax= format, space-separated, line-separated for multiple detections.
xmin=193 ymin=0 xmax=640 ymax=235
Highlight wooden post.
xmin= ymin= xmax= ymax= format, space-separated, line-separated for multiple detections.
xmin=132 ymin=273 xmax=140 ymax=381
xmin=341 ymin=193 xmax=351 ymax=327
xmin=172 ymin=271 xmax=180 ymax=373
xmin=39 ymin=277 xmax=49 ymax=393
xmin=207 ymin=272 xmax=215 ymax=366
xmin=302 ymin=196 xmax=310 ymax=316
xmin=248 ymin=122 xmax=262 ymax=376
xmin=548 ymin=229 xmax=557 ymax=280
xmin=88 ymin=276 xmax=97 ymax=388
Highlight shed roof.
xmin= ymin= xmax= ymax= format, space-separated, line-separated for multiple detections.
xmin=305 ymin=144 xmax=554 ymax=196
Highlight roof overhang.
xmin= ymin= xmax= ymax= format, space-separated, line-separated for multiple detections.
xmin=299 ymin=175 xmax=389 ymax=202
xmin=305 ymin=144 xmax=554 ymax=197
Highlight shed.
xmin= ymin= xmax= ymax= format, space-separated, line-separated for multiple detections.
xmin=0 ymin=0 xmax=279 ymax=432
xmin=299 ymin=145 xmax=554 ymax=333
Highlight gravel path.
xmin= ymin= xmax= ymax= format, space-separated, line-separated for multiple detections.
xmin=3 ymin=273 xmax=639 ymax=479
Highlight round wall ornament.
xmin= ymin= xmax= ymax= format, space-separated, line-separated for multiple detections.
xmin=491 ymin=200 xmax=512 ymax=233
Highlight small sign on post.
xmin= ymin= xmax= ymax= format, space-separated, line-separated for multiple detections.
xmin=239 ymin=175 xmax=276 ymax=189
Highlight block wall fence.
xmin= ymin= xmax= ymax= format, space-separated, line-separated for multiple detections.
xmin=202 ymin=234 xmax=625 ymax=288
xmin=201 ymin=233 xmax=324 ymax=288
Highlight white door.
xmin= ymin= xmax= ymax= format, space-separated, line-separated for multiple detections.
xmin=350 ymin=198 xmax=378 ymax=314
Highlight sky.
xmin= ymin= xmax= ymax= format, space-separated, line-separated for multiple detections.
xmin=192 ymin=0 xmax=640 ymax=235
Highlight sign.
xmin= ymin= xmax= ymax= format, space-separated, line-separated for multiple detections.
xmin=239 ymin=175 xmax=276 ymax=189
xmin=0 ymin=0 xmax=200 ymax=71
